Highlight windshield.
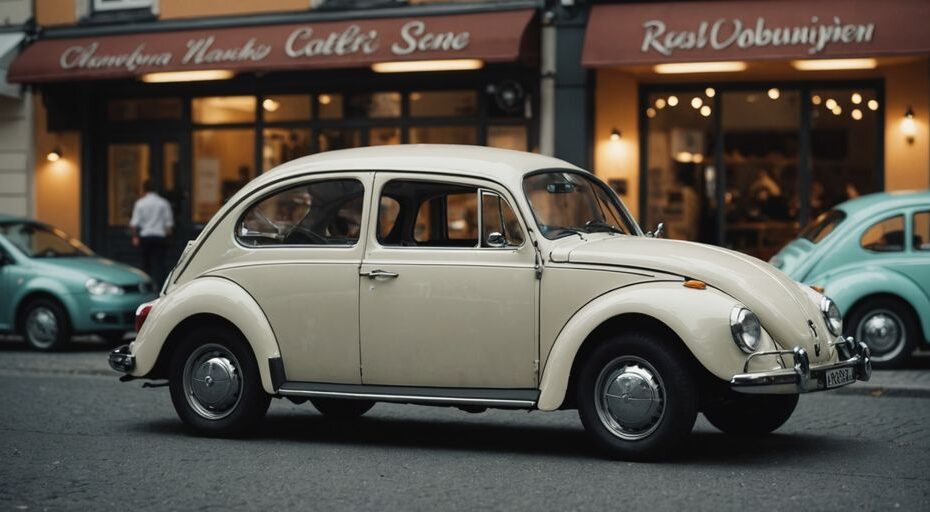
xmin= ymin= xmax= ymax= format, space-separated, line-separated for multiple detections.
xmin=0 ymin=222 xmax=93 ymax=258
xmin=523 ymin=171 xmax=639 ymax=240
xmin=799 ymin=209 xmax=846 ymax=244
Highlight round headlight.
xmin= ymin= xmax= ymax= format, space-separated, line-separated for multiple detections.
xmin=730 ymin=306 xmax=762 ymax=353
xmin=85 ymin=278 xmax=124 ymax=295
xmin=821 ymin=296 xmax=842 ymax=336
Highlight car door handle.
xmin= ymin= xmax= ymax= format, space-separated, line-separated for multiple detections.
xmin=361 ymin=269 xmax=399 ymax=279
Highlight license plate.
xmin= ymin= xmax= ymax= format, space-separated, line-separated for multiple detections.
xmin=825 ymin=367 xmax=855 ymax=388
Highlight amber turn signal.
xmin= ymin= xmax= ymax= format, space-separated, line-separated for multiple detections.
xmin=810 ymin=285 xmax=825 ymax=293
xmin=683 ymin=279 xmax=706 ymax=290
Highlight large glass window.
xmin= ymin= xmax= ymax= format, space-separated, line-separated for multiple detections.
xmin=263 ymin=128 xmax=312 ymax=172
xmin=262 ymin=95 xmax=312 ymax=122
xmin=237 ymin=179 xmax=364 ymax=246
xmin=108 ymin=98 xmax=182 ymax=121
xmin=193 ymin=129 xmax=255 ymax=223
xmin=193 ymin=96 xmax=256 ymax=124
xmin=410 ymin=91 xmax=477 ymax=117
xmin=410 ymin=126 xmax=477 ymax=145
xmin=107 ymin=143 xmax=150 ymax=226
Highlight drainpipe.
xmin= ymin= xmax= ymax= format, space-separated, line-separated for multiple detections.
xmin=539 ymin=10 xmax=556 ymax=156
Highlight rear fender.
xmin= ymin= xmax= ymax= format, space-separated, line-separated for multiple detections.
xmin=130 ymin=276 xmax=282 ymax=394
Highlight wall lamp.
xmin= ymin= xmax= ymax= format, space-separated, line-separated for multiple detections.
xmin=902 ymin=106 xmax=917 ymax=145
xmin=610 ymin=128 xmax=621 ymax=141
xmin=46 ymin=147 xmax=62 ymax=162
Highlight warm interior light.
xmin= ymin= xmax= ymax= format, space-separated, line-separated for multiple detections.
xmin=790 ymin=58 xmax=877 ymax=71
xmin=832 ymin=105 xmax=843 ymax=115
xmin=811 ymin=95 xmax=822 ymax=105
xmin=646 ymin=107 xmax=657 ymax=118
xmin=667 ymin=95 xmax=679 ymax=107
xmin=46 ymin=148 xmax=62 ymax=162
xmin=653 ymin=61 xmax=747 ymax=74
xmin=825 ymin=98 xmax=837 ymax=110
xmin=655 ymin=98 xmax=667 ymax=109
xmin=851 ymin=93 xmax=862 ymax=105
xmin=767 ymin=88 xmax=780 ymax=100
xmin=705 ymin=87 xmax=716 ymax=98
xmin=867 ymin=99 xmax=879 ymax=111
xmin=371 ymin=59 xmax=484 ymax=73
xmin=902 ymin=106 xmax=917 ymax=144
xmin=674 ymin=151 xmax=694 ymax=163
xmin=319 ymin=94 xmax=332 ymax=105
xmin=262 ymin=98 xmax=280 ymax=112
xmin=610 ymin=128 xmax=621 ymax=141
xmin=851 ymin=108 xmax=863 ymax=120
xmin=140 ymin=69 xmax=235 ymax=83
xmin=699 ymin=105 xmax=712 ymax=117
xmin=691 ymin=97 xmax=703 ymax=109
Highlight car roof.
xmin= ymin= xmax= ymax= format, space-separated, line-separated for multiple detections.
xmin=250 ymin=144 xmax=584 ymax=192
xmin=0 ymin=214 xmax=26 ymax=223
xmin=836 ymin=190 xmax=930 ymax=220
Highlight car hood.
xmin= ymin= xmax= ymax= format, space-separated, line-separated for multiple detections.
xmin=549 ymin=235 xmax=830 ymax=360
xmin=31 ymin=256 xmax=150 ymax=285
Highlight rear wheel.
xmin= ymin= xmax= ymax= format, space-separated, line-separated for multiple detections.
xmin=311 ymin=398 xmax=375 ymax=419
xmin=845 ymin=297 xmax=917 ymax=368
xmin=576 ymin=331 xmax=698 ymax=461
xmin=20 ymin=298 xmax=70 ymax=351
xmin=703 ymin=394 xmax=798 ymax=435
xmin=168 ymin=324 xmax=270 ymax=435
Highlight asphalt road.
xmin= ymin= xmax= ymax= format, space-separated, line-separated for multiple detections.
xmin=1 ymin=342 xmax=929 ymax=511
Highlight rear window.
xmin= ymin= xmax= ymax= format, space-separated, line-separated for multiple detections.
xmin=800 ymin=209 xmax=846 ymax=244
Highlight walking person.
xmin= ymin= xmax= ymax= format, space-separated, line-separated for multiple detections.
xmin=130 ymin=180 xmax=174 ymax=287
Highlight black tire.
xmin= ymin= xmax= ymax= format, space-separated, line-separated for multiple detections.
xmin=311 ymin=398 xmax=375 ymax=419
xmin=703 ymin=394 xmax=798 ymax=435
xmin=168 ymin=324 xmax=271 ymax=436
xmin=19 ymin=297 xmax=71 ymax=351
xmin=845 ymin=297 xmax=917 ymax=369
xmin=576 ymin=331 xmax=698 ymax=461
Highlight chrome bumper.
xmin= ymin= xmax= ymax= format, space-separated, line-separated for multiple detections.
xmin=730 ymin=337 xmax=871 ymax=394
xmin=108 ymin=344 xmax=135 ymax=373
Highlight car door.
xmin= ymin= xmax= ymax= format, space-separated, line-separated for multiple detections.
xmin=358 ymin=173 xmax=538 ymax=389
xmin=213 ymin=172 xmax=373 ymax=384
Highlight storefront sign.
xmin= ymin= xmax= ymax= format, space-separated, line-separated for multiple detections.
xmin=9 ymin=9 xmax=534 ymax=82
xmin=582 ymin=0 xmax=930 ymax=67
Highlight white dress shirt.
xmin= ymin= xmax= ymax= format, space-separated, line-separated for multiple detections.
xmin=130 ymin=192 xmax=174 ymax=237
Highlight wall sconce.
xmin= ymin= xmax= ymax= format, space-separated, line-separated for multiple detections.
xmin=610 ymin=128 xmax=621 ymax=141
xmin=902 ymin=106 xmax=917 ymax=145
xmin=46 ymin=147 xmax=62 ymax=162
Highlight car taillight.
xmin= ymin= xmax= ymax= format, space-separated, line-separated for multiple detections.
xmin=135 ymin=300 xmax=157 ymax=332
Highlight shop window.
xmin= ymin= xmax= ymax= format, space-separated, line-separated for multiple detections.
xmin=347 ymin=92 xmax=400 ymax=118
xmin=860 ymin=215 xmax=905 ymax=252
xmin=378 ymin=180 xmax=478 ymax=247
xmin=480 ymin=191 xmax=524 ymax=247
xmin=810 ymin=88 xmax=880 ymax=217
xmin=409 ymin=126 xmax=476 ymax=145
xmin=237 ymin=179 xmax=364 ymax=247
xmin=488 ymin=125 xmax=527 ymax=151
xmin=192 ymin=96 xmax=256 ymax=124
xmin=318 ymin=94 xmax=343 ymax=119
xmin=263 ymin=128 xmax=312 ymax=171
xmin=410 ymin=91 xmax=477 ymax=117
xmin=644 ymin=90 xmax=717 ymax=244
xmin=107 ymin=98 xmax=182 ymax=121
xmin=914 ymin=212 xmax=930 ymax=250
xmin=370 ymin=127 xmax=401 ymax=146
xmin=318 ymin=129 xmax=360 ymax=152
xmin=192 ymin=129 xmax=255 ymax=224
xmin=107 ymin=143 xmax=150 ymax=226
xmin=262 ymin=95 xmax=312 ymax=122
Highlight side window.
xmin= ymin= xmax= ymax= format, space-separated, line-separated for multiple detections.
xmin=481 ymin=191 xmax=525 ymax=247
xmin=915 ymin=211 xmax=930 ymax=251
xmin=860 ymin=215 xmax=905 ymax=252
xmin=377 ymin=180 xmax=485 ymax=247
xmin=237 ymin=179 xmax=364 ymax=247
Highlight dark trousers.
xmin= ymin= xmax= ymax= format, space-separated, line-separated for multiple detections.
xmin=140 ymin=236 xmax=168 ymax=286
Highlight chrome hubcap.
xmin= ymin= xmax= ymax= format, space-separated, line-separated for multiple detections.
xmin=182 ymin=344 xmax=242 ymax=420
xmin=25 ymin=307 xmax=59 ymax=348
xmin=595 ymin=356 xmax=666 ymax=441
xmin=857 ymin=309 xmax=905 ymax=362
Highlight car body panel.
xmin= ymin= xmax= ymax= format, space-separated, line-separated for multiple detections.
xmin=129 ymin=276 xmax=281 ymax=393
xmin=773 ymin=191 xmax=930 ymax=345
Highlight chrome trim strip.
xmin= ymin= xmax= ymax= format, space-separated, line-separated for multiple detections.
xmin=277 ymin=387 xmax=536 ymax=408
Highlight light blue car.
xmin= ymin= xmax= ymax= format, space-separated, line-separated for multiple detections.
xmin=771 ymin=191 xmax=930 ymax=367
xmin=0 ymin=215 xmax=158 ymax=350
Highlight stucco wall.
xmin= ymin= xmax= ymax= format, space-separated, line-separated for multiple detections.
xmin=0 ymin=95 xmax=32 ymax=218
xmin=33 ymin=94 xmax=81 ymax=237
xmin=884 ymin=59 xmax=930 ymax=191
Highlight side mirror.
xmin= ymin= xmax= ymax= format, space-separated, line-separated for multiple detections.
xmin=647 ymin=222 xmax=665 ymax=239
xmin=486 ymin=232 xmax=507 ymax=248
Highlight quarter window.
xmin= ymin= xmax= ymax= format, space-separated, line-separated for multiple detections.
xmin=481 ymin=191 xmax=525 ymax=247
xmin=914 ymin=211 xmax=930 ymax=251
xmin=237 ymin=179 xmax=364 ymax=247
xmin=860 ymin=215 xmax=905 ymax=252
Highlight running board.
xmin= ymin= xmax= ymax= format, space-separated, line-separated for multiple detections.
xmin=277 ymin=382 xmax=538 ymax=408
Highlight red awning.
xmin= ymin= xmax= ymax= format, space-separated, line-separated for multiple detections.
xmin=583 ymin=0 xmax=930 ymax=68
xmin=9 ymin=9 xmax=536 ymax=83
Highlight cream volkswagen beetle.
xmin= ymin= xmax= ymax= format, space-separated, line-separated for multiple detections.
xmin=110 ymin=145 xmax=871 ymax=460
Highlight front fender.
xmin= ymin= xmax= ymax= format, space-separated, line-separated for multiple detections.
xmin=819 ymin=266 xmax=930 ymax=340
xmin=130 ymin=276 xmax=282 ymax=394
xmin=10 ymin=275 xmax=82 ymax=329
xmin=537 ymin=281 xmax=776 ymax=411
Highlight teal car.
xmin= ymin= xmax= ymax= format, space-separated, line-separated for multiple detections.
xmin=771 ymin=191 xmax=930 ymax=367
xmin=0 ymin=216 xmax=158 ymax=350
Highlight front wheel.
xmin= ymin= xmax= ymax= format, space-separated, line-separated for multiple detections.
xmin=845 ymin=298 xmax=917 ymax=368
xmin=169 ymin=324 xmax=270 ymax=436
xmin=20 ymin=298 xmax=71 ymax=351
xmin=576 ymin=332 xmax=698 ymax=461
xmin=703 ymin=394 xmax=798 ymax=435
